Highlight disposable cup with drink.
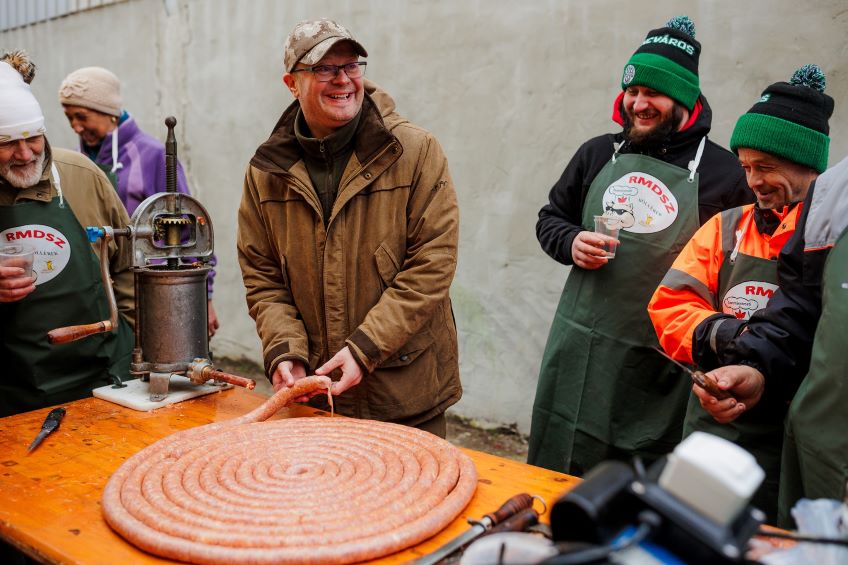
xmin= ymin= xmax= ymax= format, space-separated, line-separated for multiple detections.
xmin=0 ymin=243 xmax=36 ymax=280
xmin=593 ymin=215 xmax=621 ymax=259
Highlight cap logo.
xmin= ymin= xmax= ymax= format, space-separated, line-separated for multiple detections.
xmin=642 ymin=34 xmax=695 ymax=56
xmin=758 ymin=93 xmax=771 ymax=103
xmin=623 ymin=65 xmax=636 ymax=85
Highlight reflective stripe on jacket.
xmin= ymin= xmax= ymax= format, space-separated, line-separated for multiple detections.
xmin=648 ymin=203 xmax=801 ymax=364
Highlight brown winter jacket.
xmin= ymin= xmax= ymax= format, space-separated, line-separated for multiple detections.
xmin=238 ymin=81 xmax=461 ymax=425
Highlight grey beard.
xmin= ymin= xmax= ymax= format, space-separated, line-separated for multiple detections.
xmin=0 ymin=150 xmax=45 ymax=188
xmin=622 ymin=103 xmax=685 ymax=148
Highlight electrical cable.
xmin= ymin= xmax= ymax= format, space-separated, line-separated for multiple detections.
xmin=538 ymin=510 xmax=662 ymax=565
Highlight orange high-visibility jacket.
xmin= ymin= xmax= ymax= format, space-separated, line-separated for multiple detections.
xmin=648 ymin=203 xmax=802 ymax=365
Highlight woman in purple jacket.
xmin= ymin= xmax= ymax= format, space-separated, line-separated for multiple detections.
xmin=58 ymin=66 xmax=219 ymax=337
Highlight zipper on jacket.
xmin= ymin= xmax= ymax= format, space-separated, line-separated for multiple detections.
xmin=319 ymin=139 xmax=398 ymax=369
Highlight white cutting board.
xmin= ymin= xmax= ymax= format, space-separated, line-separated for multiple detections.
xmin=93 ymin=376 xmax=232 ymax=411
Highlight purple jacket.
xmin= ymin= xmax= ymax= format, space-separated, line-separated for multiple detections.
xmin=84 ymin=115 xmax=216 ymax=296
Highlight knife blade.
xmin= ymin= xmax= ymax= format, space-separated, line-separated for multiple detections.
xmin=27 ymin=407 xmax=66 ymax=453
xmin=652 ymin=347 xmax=732 ymax=400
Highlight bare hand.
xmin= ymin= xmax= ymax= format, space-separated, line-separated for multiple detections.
xmin=693 ymin=365 xmax=765 ymax=424
xmin=0 ymin=266 xmax=35 ymax=302
xmin=272 ymin=359 xmax=309 ymax=400
xmin=207 ymin=299 xmax=220 ymax=338
xmin=571 ymin=231 xmax=616 ymax=270
xmin=316 ymin=346 xmax=363 ymax=396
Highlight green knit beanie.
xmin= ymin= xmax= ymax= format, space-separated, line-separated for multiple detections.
xmin=621 ymin=16 xmax=701 ymax=110
xmin=731 ymin=65 xmax=834 ymax=173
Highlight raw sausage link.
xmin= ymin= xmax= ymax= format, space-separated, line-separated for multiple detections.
xmin=102 ymin=375 xmax=477 ymax=564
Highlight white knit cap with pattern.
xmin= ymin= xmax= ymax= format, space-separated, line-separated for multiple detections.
xmin=58 ymin=66 xmax=122 ymax=117
xmin=0 ymin=61 xmax=46 ymax=142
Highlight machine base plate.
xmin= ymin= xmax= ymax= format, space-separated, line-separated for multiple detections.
xmin=93 ymin=376 xmax=233 ymax=412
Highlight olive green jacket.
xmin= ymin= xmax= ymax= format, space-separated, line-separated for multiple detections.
xmin=0 ymin=144 xmax=134 ymax=324
xmin=238 ymin=82 xmax=461 ymax=424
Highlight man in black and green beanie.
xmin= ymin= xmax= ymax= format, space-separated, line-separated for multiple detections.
xmin=702 ymin=80 xmax=846 ymax=529
xmin=620 ymin=15 xmax=701 ymax=144
xmin=648 ymin=64 xmax=833 ymax=523
xmin=530 ymin=16 xmax=752 ymax=476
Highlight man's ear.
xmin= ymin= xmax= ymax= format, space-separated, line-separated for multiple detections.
xmin=283 ymin=73 xmax=298 ymax=98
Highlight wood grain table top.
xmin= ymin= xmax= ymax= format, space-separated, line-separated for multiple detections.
xmin=0 ymin=387 xmax=578 ymax=564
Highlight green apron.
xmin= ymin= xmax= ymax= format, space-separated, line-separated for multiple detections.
xmin=529 ymin=140 xmax=702 ymax=475
xmin=777 ymin=226 xmax=848 ymax=526
xmin=683 ymin=206 xmax=784 ymax=522
xmin=0 ymin=165 xmax=132 ymax=416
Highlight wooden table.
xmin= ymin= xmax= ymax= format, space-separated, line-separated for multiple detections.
xmin=0 ymin=387 xmax=579 ymax=564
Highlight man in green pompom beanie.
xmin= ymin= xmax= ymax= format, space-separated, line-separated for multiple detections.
xmin=686 ymin=65 xmax=845 ymax=528
xmin=530 ymin=15 xmax=752 ymax=477
xmin=648 ymin=64 xmax=833 ymax=523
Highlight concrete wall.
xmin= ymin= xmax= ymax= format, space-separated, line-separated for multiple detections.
xmin=3 ymin=0 xmax=846 ymax=433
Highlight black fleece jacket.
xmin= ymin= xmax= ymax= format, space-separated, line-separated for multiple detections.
xmin=537 ymin=95 xmax=753 ymax=265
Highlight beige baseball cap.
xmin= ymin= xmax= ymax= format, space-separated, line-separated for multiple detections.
xmin=283 ymin=19 xmax=367 ymax=72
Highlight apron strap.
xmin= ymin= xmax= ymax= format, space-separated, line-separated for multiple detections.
xmin=50 ymin=162 xmax=65 ymax=209
xmin=687 ymin=136 xmax=707 ymax=183
xmin=110 ymin=127 xmax=123 ymax=174
xmin=729 ymin=209 xmax=755 ymax=264
xmin=611 ymin=140 xmax=627 ymax=164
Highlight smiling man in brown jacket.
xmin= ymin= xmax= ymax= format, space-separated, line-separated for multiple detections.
xmin=238 ymin=19 xmax=460 ymax=436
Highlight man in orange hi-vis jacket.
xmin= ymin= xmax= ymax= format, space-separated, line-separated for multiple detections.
xmin=647 ymin=64 xmax=833 ymax=522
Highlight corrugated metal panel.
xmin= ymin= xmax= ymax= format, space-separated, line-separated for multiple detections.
xmin=0 ymin=0 xmax=126 ymax=32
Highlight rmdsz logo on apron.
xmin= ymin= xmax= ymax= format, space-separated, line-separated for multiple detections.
xmin=602 ymin=172 xmax=679 ymax=233
xmin=1 ymin=224 xmax=72 ymax=285
xmin=722 ymin=281 xmax=779 ymax=320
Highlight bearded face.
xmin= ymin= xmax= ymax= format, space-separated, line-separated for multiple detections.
xmin=0 ymin=136 xmax=46 ymax=189
xmin=620 ymin=86 xmax=687 ymax=147
xmin=0 ymin=150 xmax=45 ymax=188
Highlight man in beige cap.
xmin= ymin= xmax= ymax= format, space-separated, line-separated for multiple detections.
xmin=238 ymin=19 xmax=461 ymax=436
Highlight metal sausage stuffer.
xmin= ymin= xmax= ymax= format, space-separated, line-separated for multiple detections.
xmin=48 ymin=118 xmax=254 ymax=405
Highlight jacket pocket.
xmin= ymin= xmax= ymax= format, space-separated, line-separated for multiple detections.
xmin=380 ymin=330 xmax=435 ymax=368
xmin=367 ymin=330 xmax=438 ymax=416
xmin=374 ymin=242 xmax=400 ymax=290
xmin=256 ymin=174 xmax=303 ymax=203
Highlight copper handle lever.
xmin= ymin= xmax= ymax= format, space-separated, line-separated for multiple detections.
xmin=207 ymin=369 xmax=256 ymax=390
xmin=48 ymin=320 xmax=114 ymax=344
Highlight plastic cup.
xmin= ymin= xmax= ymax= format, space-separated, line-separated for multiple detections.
xmin=0 ymin=243 xmax=35 ymax=279
xmin=593 ymin=216 xmax=621 ymax=258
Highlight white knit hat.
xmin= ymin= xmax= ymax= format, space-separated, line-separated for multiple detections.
xmin=0 ymin=61 xmax=46 ymax=142
xmin=58 ymin=66 xmax=122 ymax=117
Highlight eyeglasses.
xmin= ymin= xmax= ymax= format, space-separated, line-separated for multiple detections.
xmin=290 ymin=62 xmax=367 ymax=82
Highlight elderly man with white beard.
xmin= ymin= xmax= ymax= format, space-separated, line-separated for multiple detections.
xmin=0 ymin=52 xmax=134 ymax=417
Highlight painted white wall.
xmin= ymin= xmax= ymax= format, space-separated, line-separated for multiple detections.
xmin=4 ymin=0 xmax=846 ymax=433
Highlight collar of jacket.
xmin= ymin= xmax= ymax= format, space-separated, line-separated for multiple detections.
xmin=294 ymin=107 xmax=362 ymax=160
xmin=612 ymin=93 xmax=714 ymax=159
xmin=753 ymin=201 xmax=800 ymax=236
xmin=0 ymin=139 xmax=57 ymax=205
xmin=250 ymin=92 xmax=398 ymax=175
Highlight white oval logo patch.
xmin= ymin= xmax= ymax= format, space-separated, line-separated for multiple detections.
xmin=602 ymin=172 xmax=679 ymax=233
xmin=721 ymin=281 xmax=779 ymax=320
xmin=623 ymin=64 xmax=636 ymax=85
xmin=1 ymin=224 xmax=73 ymax=285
